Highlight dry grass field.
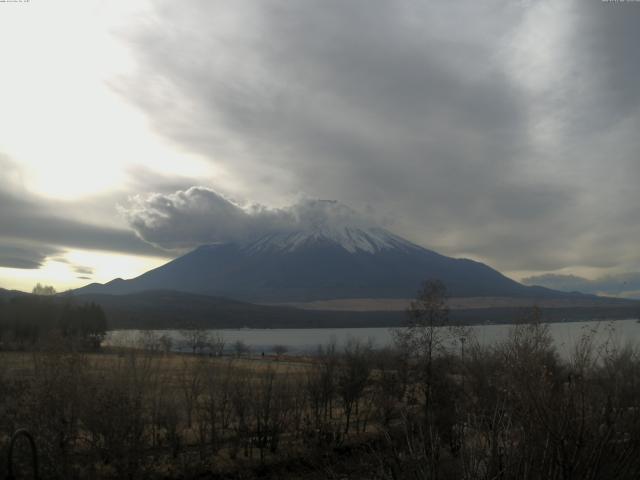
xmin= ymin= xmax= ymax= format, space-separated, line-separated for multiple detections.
xmin=273 ymin=296 xmax=639 ymax=311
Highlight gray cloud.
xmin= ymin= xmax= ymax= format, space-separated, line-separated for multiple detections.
xmin=122 ymin=187 xmax=255 ymax=250
xmin=0 ymin=0 xmax=634 ymax=280
xmin=121 ymin=186 xmax=375 ymax=251
xmin=523 ymin=273 xmax=640 ymax=299
xmin=73 ymin=265 xmax=94 ymax=275
xmin=0 ymin=242 xmax=62 ymax=270
xmin=0 ymin=156 xmax=166 ymax=262
xmin=112 ymin=0 xmax=640 ymax=274
xmin=124 ymin=165 xmax=204 ymax=196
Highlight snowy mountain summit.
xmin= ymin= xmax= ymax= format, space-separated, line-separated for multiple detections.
xmin=243 ymin=226 xmax=415 ymax=255
xmin=242 ymin=200 xmax=416 ymax=254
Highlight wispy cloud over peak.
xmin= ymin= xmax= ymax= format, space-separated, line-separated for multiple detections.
xmin=120 ymin=187 xmax=379 ymax=251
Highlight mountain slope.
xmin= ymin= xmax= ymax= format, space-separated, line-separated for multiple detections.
xmin=76 ymin=224 xmax=567 ymax=302
xmin=0 ymin=287 xmax=29 ymax=299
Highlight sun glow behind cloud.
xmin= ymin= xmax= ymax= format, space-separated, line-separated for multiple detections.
xmin=0 ymin=249 xmax=167 ymax=293
xmin=0 ymin=0 xmax=211 ymax=200
xmin=0 ymin=1 xmax=206 ymax=290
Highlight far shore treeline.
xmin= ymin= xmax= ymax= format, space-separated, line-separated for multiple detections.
xmin=0 ymin=286 xmax=107 ymax=349
xmin=1 ymin=285 xmax=640 ymax=335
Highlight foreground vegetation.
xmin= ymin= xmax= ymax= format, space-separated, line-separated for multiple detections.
xmin=3 ymin=282 xmax=640 ymax=479
xmin=1 ymin=327 xmax=640 ymax=478
xmin=0 ymin=291 xmax=107 ymax=350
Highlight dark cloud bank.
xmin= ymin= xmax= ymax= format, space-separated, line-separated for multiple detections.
xmin=114 ymin=0 xmax=640 ymax=274
xmin=0 ymin=243 xmax=61 ymax=270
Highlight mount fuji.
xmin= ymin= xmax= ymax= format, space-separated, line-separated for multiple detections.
xmin=76 ymin=208 xmax=562 ymax=302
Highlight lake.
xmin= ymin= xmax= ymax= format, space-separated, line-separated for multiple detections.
xmin=106 ymin=318 xmax=640 ymax=358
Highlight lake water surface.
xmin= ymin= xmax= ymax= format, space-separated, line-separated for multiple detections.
xmin=106 ymin=318 xmax=640 ymax=358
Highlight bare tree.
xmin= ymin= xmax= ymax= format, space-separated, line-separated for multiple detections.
xmin=178 ymin=357 xmax=205 ymax=428
xmin=393 ymin=280 xmax=451 ymax=413
xmin=338 ymin=338 xmax=372 ymax=435
xmin=233 ymin=340 xmax=250 ymax=357
xmin=273 ymin=344 xmax=288 ymax=358
xmin=210 ymin=331 xmax=226 ymax=356
xmin=390 ymin=279 xmax=454 ymax=478
xmin=180 ymin=326 xmax=211 ymax=355
xmin=372 ymin=347 xmax=407 ymax=428
xmin=229 ymin=368 xmax=252 ymax=459
xmin=159 ymin=333 xmax=173 ymax=355
xmin=197 ymin=358 xmax=234 ymax=455
xmin=138 ymin=330 xmax=161 ymax=353
xmin=251 ymin=367 xmax=292 ymax=461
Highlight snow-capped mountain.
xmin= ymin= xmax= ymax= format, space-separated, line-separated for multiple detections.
xmin=76 ymin=218 xmax=561 ymax=302
xmin=241 ymin=226 xmax=416 ymax=255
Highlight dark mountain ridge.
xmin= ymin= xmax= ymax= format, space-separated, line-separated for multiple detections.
xmin=0 ymin=287 xmax=29 ymax=299
xmin=75 ymin=226 xmax=574 ymax=302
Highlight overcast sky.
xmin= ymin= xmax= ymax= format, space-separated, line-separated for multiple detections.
xmin=1 ymin=0 xmax=639 ymax=295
